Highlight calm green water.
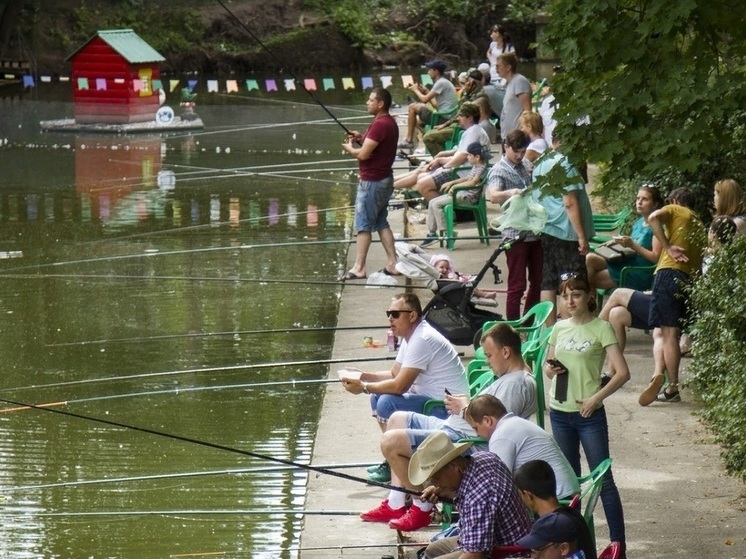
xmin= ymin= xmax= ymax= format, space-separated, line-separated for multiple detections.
xmin=0 ymin=96 xmax=367 ymax=557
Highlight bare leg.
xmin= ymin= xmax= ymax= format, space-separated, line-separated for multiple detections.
xmin=415 ymin=175 xmax=439 ymax=202
xmin=380 ymin=430 xmax=416 ymax=490
xmin=378 ymin=227 xmax=398 ymax=272
xmin=541 ymin=289 xmax=557 ymax=326
xmin=348 ymin=231 xmax=371 ymax=277
xmin=404 ymin=103 xmax=424 ymax=144
xmin=660 ymin=325 xmax=681 ymax=388
xmin=393 ymin=167 xmax=424 ymax=190
xmin=599 ymin=288 xmax=636 ymax=321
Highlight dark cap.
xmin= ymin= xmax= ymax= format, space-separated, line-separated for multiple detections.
xmin=516 ymin=512 xmax=579 ymax=550
xmin=457 ymin=102 xmax=479 ymax=120
xmin=465 ymin=141 xmax=491 ymax=161
xmin=425 ymin=59 xmax=447 ymax=74
xmin=468 ymin=69 xmax=484 ymax=82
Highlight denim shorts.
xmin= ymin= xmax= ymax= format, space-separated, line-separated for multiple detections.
xmin=649 ymin=268 xmax=691 ymax=328
xmin=405 ymin=412 xmax=470 ymax=448
xmin=369 ymin=392 xmax=448 ymax=421
xmin=540 ymin=234 xmax=586 ymax=291
xmin=354 ymin=175 xmax=394 ymax=232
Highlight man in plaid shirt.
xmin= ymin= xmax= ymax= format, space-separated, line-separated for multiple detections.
xmin=410 ymin=431 xmax=531 ymax=558
xmin=486 ymin=129 xmax=543 ymax=320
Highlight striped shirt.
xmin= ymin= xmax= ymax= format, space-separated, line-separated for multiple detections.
xmin=456 ymin=452 xmax=532 ymax=553
xmin=487 ymin=157 xmax=538 ymax=241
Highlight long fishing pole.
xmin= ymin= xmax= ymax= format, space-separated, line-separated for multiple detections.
xmin=4 ymin=462 xmax=378 ymax=493
xmin=3 ymin=355 xmax=396 ymax=392
xmin=20 ymin=509 xmax=360 ymax=518
xmin=0 ymin=396 xmax=430 ymax=501
xmin=169 ymin=542 xmax=429 ymax=558
xmin=215 ymin=0 xmax=353 ymax=135
xmin=0 ymin=378 xmax=352 ymax=413
xmin=47 ymin=324 xmax=388 ymax=348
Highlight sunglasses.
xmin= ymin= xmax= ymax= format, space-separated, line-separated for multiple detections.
xmin=560 ymin=271 xmax=579 ymax=281
xmin=531 ymin=542 xmax=556 ymax=557
xmin=386 ymin=309 xmax=414 ymax=319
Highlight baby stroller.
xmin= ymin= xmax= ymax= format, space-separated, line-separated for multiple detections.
xmin=395 ymin=238 xmax=520 ymax=347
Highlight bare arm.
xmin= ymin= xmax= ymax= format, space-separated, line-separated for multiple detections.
xmin=443 ymin=152 xmax=468 ymax=169
xmin=648 ymin=208 xmax=688 ymax=262
xmin=518 ymin=91 xmax=532 ymax=112
xmin=576 ymin=344 xmax=630 ymax=417
xmin=564 ymin=190 xmax=589 ymax=255
xmin=342 ymin=137 xmax=379 ymax=161
xmin=488 ymin=187 xmax=521 ymax=204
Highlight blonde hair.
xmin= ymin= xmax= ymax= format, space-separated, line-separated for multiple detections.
xmin=518 ymin=110 xmax=543 ymax=135
xmin=714 ymin=179 xmax=744 ymax=217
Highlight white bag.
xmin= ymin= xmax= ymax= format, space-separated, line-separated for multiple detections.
xmin=491 ymin=193 xmax=547 ymax=235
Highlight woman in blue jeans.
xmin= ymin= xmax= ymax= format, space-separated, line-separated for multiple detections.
xmin=545 ymin=275 xmax=631 ymax=557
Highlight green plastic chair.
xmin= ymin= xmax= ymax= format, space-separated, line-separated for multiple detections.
xmin=441 ymin=180 xmax=490 ymax=250
xmin=591 ymin=207 xmax=632 ymax=243
xmin=559 ymin=457 xmax=613 ymax=549
xmin=596 ymin=263 xmax=656 ymax=309
xmin=424 ymin=106 xmax=459 ymax=132
xmin=444 ymin=127 xmax=465 ymax=152
xmin=529 ymin=326 xmax=553 ymax=429
xmin=475 ymin=301 xmax=555 ymax=361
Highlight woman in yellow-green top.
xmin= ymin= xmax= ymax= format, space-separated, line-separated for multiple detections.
xmin=545 ymin=274 xmax=631 ymax=558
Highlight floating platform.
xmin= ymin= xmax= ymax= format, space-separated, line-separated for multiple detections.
xmin=40 ymin=116 xmax=204 ymax=134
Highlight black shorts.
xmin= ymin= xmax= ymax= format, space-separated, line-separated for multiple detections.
xmin=648 ymin=268 xmax=691 ymax=329
xmin=627 ymin=291 xmax=652 ymax=330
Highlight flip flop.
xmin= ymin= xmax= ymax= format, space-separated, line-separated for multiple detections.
xmin=380 ymin=267 xmax=402 ymax=276
xmin=338 ymin=271 xmax=366 ymax=282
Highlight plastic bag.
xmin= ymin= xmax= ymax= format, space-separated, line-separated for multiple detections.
xmin=491 ymin=192 xmax=547 ymax=234
xmin=366 ymin=271 xmax=398 ymax=288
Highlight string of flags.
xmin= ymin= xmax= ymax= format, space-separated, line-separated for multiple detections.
xmin=9 ymin=72 xmax=436 ymax=93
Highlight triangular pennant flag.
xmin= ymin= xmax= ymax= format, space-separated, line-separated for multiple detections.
xmin=246 ymin=79 xmax=259 ymax=91
xmin=226 ymin=79 xmax=238 ymax=93
xmin=303 ymin=78 xmax=317 ymax=91
xmin=133 ymin=78 xmax=142 ymax=91
xmin=169 ymin=79 xmax=179 ymax=92
xmin=420 ymin=73 xmax=433 ymax=86
xmin=96 ymin=78 xmax=107 ymax=91
xmin=284 ymin=78 xmax=296 ymax=91
xmin=361 ymin=76 xmax=373 ymax=90
xmin=323 ymin=77 xmax=335 ymax=91
xmin=152 ymin=78 xmax=163 ymax=91
xmin=401 ymin=75 xmax=414 ymax=87
xmin=265 ymin=79 xmax=278 ymax=92
xmin=207 ymin=79 xmax=218 ymax=93
xmin=342 ymin=77 xmax=355 ymax=90
xmin=187 ymin=79 xmax=198 ymax=92
xmin=22 ymin=75 xmax=35 ymax=88
xmin=77 ymin=76 xmax=89 ymax=90
xmin=41 ymin=75 xmax=52 ymax=83
xmin=380 ymin=75 xmax=393 ymax=88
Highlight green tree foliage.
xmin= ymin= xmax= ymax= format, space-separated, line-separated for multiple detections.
xmin=686 ymin=235 xmax=746 ymax=479
xmin=541 ymin=0 xmax=746 ymax=201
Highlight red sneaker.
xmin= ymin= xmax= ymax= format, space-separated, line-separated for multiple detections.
xmin=388 ymin=505 xmax=432 ymax=531
xmin=360 ymin=500 xmax=406 ymax=523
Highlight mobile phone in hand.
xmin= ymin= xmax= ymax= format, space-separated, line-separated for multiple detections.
xmin=444 ymin=388 xmax=452 ymax=396
xmin=549 ymin=358 xmax=569 ymax=402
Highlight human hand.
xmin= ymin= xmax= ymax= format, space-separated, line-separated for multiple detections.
xmin=341 ymin=378 xmax=365 ymax=395
xmin=444 ymin=394 xmax=469 ymax=415
xmin=613 ymin=235 xmax=631 ymax=247
xmin=578 ymin=239 xmax=590 ymax=255
xmin=666 ymin=245 xmax=689 ymax=262
xmin=421 ymin=485 xmax=442 ymax=503
xmin=576 ymin=397 xmax=599 ymax=418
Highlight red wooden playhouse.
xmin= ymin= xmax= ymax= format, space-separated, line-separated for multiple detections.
xmin=67 ymin=29 xmax=165 ymax=124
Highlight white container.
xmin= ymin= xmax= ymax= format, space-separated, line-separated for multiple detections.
xmin=337 ymin=369 xmax=362 ymax=381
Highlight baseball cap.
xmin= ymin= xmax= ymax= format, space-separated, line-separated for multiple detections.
xmin=516 ymin=511 xmax=579 ymax=550
xmin=425 ymin=59 xmax=447 ymax=74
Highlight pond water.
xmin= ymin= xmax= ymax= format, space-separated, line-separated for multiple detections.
xmin=0 ymin=92 xmax=372 ymax=557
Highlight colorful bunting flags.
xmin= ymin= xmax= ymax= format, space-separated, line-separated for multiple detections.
xmin=420 ymin=73 xmax=433 ymax=86
xmin=187 ymin=79 xmax=197 ymax=92
xmin=284 ymin=78 xmax=296 ymax=91
xmin=96 ymin=78 xmax=106 ymax=91
xmin=304 ymin=78 xmax=317 ymax=91
xmin=323 ymin=78 xmax=335 ymax=91
xmin=169 ymin=79 xmax=179 ymax=92
xmin=361 ymin=76 xmax=373 ymax=90
xmin=380 ymin=75 xmax=393 ymax=88
xmin=152 ymin=78 xmax=163 ymax=91
xmin=246 ymin=79 xmax=259 ymax=91
xmin=207 ymin=79 xmax=218 ymax=93
xmin=226 ymin=79 xmax=238 ymax=93
xmin=342 ymin=77 xmax=355 ymax=90
xmin=401 ymin=75 xmax=414 ymax=87
xmin=265 ymin=79 xmax=278 ymax=92
xmin=77 ymin=77 xmax=89 ymax=90
xmin=22 ymin=75 xmax=34 ymax=88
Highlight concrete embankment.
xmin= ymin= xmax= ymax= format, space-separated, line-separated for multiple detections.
xmin=301 ymin=148 xmax=746 ymax=559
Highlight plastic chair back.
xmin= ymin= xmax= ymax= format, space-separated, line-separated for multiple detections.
xmin=491 ymin=545 xmax=528 ymax=558
xmin=579 ymin=457 xmax=613 ymax=546
xmin=476 ymin=301 xmax=555 ymax=360
xmin=596 ymin=263 xmax=655 ymax=308
xmin=442 ymin=172 xmax=491 ymax=250
xmin=598 ymin=541 xmax=621 ymax=559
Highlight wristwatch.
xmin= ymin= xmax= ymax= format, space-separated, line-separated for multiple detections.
xmin=362 ymin=382 xmax=370 ymax=394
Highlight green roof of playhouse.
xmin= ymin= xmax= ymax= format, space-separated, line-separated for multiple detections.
xmin=67 ymin=29 xmax=165 ymax=63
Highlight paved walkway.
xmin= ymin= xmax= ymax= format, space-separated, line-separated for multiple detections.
xmin=301 ymin=144 xmax=745 ymax=559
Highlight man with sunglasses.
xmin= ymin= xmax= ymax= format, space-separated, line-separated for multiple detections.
xmin=341 ymin=292 xmax=468 ymax=427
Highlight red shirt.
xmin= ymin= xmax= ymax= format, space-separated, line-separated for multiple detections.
xmin=359 ymin=113 xmax=398 ymax=181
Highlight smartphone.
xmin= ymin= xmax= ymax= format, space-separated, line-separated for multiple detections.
xmin=444 ymin=388 xmax=452 ymax=396
xmin=549 ymin=358 xmax=569 ymax=402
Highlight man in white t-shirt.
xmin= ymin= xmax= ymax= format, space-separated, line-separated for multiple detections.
xmin=341 ymin=293 xmax=468 ymax=428
xmin=393 ymin=102 xmax=490 ymax=202
xmin=398 ymin=59 xmax=459 ymax=150
xmin=496 ymin=52 xmax=533 ymax=140
xmin=358 ymin=323 xmax=536 ymax=531
xmin=465 ymin=393 xmax=579 ymax=499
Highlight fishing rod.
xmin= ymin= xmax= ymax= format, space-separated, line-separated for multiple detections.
xmin=20 ymin=509 xmax=361 ymax=518
xmin=215 ymin=0 xmax=353 ymax=135
xmin=4 ymin=462 xmax=378 ymax=493
xmin=0 ymin=395 xmax=431 ymax=502
xmin=214 ymin=92 xmax=370 ymax=114
xmin=3 ymin=355 xmax=396 ymax=392
xmin=47 ymin=324 xmax=388 ymax=348
xmin=169 ymin=542 xmax=429 ymax=558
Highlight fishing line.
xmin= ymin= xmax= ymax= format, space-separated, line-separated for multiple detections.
xmin=0 ymin=395 xmax=428 ymax=501
xmin=47 ymin=324 xmax=387 ymax=347
xmin=0 ymin=378 xmax=344 ymax=412
xmin=169 ymin=542 xmax=429 ymax=558
xmin=4 ymin=462 xmax=377 ymax=493
xmin=12 ymin=509 xmax=361 ymax=518
xmin=214 ymin=92 xmax=370 ymax=114
xmin=215 ymin=0 xmax=353 ymax=135
xmin=3 ymin=355 xmax=396 ymax=393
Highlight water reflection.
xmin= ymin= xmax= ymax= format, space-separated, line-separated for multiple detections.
xmin=0 ymin=101 xmax=358 ymax=557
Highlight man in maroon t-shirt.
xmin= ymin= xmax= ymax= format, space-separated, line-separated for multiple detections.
xmin=339 ymin=87 xmax=400 ymax=280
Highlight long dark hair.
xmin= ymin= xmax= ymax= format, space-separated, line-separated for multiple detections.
xmin=558 ymin=274 xmax=597 ymax=313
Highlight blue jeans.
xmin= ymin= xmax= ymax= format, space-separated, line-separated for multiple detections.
xmin=550 ymin=407 xmax=626 ymax=552
xmin=369 ymin=393 xmax=447 ymax=421
xmin=354 ymin=176 xmax=394 ymax=232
